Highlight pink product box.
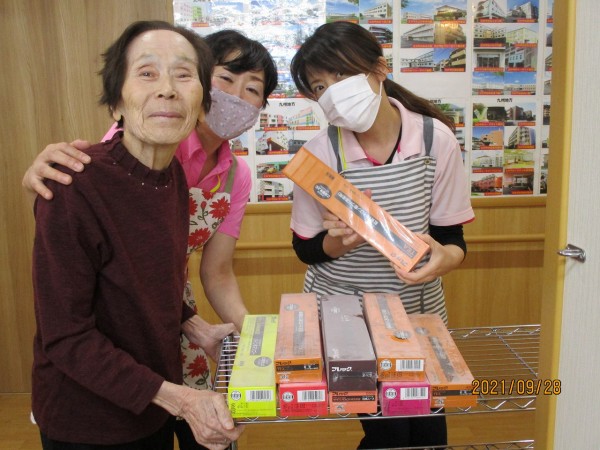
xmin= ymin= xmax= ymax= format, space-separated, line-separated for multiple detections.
xmin=278 ymin=371 xmax=329 ymax=417
xmin=379 ymin=380 xmax=431 ymax=417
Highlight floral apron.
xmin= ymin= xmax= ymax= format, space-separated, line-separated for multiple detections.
xmin=181 ymin=157 xmax=237 ymax=390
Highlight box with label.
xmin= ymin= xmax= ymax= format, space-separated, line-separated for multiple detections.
xmin=409 ymin=314 xmax=477 ymax=409
xmin=328 ymin=390 xmax=378 ymax=414
xmin=274 ymin=293 xmax=323 ymax=383
xmin=320 ymin=295 xmax=377 ymax=392
xmin=282 ymin=147 xmax=429 ymax=271
xmin=278 ymin=370 xmax=328 ymax=417
xmin=379 ymin=380 xmax=431 ymax=416
xmin=363 ymin=293 xmax=426 ymax=381
xmin=228 ymin=314 xmax=279 ymax=418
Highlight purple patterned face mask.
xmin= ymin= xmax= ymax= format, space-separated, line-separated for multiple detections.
xmin=204 ymin=88 xmax=261 ymax=140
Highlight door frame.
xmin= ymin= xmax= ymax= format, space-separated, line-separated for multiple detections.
xmin=535 ymin=0 xmax=576 ymax=448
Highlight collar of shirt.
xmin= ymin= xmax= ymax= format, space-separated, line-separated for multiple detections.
xmin=339 ymin=97 xmax=424 ymax=167
xmin=175 ymin=130 xmax=234 ymax=190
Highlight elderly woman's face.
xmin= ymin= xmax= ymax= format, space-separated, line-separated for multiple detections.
xmin=114 ymin=30 xmax=203 ymax=147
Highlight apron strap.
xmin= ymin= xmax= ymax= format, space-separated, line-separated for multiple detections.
xmin=223 ymin=155 xmax=238 ymax=194
xmin=327 ymin=125 xmax=343 ymax=173
xmin=422 ymin=115 xmax=434 ymax=157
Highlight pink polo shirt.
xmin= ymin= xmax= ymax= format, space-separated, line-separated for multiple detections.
xmin=290 ymin=98 xmax=474 ymax=239
xmin=103 ymin=125 xmax=251 ymax=238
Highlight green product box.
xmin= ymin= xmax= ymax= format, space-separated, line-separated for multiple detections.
xmin=228 ymin=314 xmax=279 ymax=418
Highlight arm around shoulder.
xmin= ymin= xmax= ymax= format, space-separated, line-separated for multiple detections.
xmin=22 ymin=140 xmax=92 ymax=201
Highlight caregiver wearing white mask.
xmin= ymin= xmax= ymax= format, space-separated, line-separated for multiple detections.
xmin=290 ymin=21 xmax=474 ymax=450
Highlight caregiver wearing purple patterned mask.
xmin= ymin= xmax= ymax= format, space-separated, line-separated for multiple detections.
xmin=22 ymin=29 xmax=278 ymax=450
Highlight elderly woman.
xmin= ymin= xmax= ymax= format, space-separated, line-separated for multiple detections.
xmin=31 ymin=21 xmax=243 ymax=450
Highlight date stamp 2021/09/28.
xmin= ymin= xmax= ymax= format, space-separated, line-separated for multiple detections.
xmin=472 ymin=379 xmax=561 ymax=396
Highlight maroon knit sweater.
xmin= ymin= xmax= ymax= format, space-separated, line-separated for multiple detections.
xmin=32 ymin=134 xmax=194 ymax=444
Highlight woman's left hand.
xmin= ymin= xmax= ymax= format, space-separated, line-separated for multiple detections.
xmin=392 ymin=233 xmax=465 ymax=285
xmin=182 ymin=315 xmax=237 ymax=362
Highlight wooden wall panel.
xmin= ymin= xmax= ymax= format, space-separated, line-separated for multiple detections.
xmin=0 ymin=0 xmax=544 ymax=393
xmin=445 ymin=198 xmax=545 ymax=327
xmin=0 ymin=0 xmax=172 ymax=392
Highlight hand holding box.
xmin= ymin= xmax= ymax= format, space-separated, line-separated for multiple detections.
xmin=283 ymin=147 xmax=429 ymax=271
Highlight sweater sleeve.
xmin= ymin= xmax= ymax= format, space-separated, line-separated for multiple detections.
xmin=32 ymin=180 xmax=164 ymax=415
xmin=182 ymin=302 xmax=196 ymax=323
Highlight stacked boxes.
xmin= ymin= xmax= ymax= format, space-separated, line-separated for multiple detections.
xmin=362 ymin=293 xmax=426 ymax=381
xmin=409 ymin=314 xmax=478 ymax=409
xmin=320 ymin=295 xmax=377 ymax=414
xmin=278 ymin=370 xmax=328 ymax=417
xmin=275 ymin=293 xmax=328 ymax=416
xmin=228 ymin=314 xmax=279 ymax=418
xmin=274 ymin=293 xmax=323 ymax=383
xmin=282 ymin=147 xmax=429 ymax=272
xmin=363 ymin=293 xmax=430 ymax=416
xmin=225 ymin=296 xmax=478 ymax=419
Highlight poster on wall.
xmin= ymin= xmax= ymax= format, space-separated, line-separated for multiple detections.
xmin=396 ymin=1 xmax=468 ymax=100
xmin=359 ymin=0 xmax=394 ymax=71
xmin=252 ymin=98 xmax=326 ymax=201
xmin=174 ymin=0 xmax=554 ymax=202
xmin=470 ymin=96 xmax=537 ymax=196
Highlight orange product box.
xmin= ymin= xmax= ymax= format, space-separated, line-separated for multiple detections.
xmin=278 ymin=370 xmax=328 ymax=417
xmin=363 ymin=293 xmax=426 ymax=381
xmin=282 ymin=147 xmax=429 ymax=271
xmin=274 ymin=293 xmax=323 ymax=383
xmin=328 ymin=390 xmax=378 ymax=415
xmin=409 ymin=314 xmax=477 ymax=409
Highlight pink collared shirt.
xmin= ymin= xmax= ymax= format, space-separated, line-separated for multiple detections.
xmin=103 ymin=125 xmax=251 ymax=238
xmin=290 ymin=98 xmax=474 ymax=239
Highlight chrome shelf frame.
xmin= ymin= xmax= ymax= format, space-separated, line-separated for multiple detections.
xmin=376 ymin=441 xmax=535 ymax=449
xmin=213 ymin=324 xmax=540 ymax=448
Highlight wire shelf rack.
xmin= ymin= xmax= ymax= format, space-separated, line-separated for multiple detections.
xmin=377 ymin=441 xmax=535 ymax=450
xmin=213 ymin=324 xmax=540 ymax=448
xmin=213 ymin=324 xmax=540 ymax=423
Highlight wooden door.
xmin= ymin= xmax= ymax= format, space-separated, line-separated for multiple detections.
xmin=536 ymin=0 xmax=600 ymax=447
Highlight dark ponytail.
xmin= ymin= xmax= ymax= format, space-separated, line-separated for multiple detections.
xmin=384 ymin=79 xmax=455 ymax=131
xmin=291 ymin=21 xmax=455 ymax=131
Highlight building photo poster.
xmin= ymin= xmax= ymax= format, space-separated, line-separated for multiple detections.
xmin=174 ymin=0 xmax=553 ymax=202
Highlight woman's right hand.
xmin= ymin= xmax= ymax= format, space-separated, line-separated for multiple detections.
xmin=323 ymin=210 xmax=366 ymax=247
xmin=22 ymin=140 xmax=92 ymax=200
xmin=153 ymin=381 xmax=244 ymax=449
xmin=322 ymin=188 xmax=372 ymax=248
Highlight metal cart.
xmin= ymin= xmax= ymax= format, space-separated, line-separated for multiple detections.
xmin=213 ymin=324 xmax=540 ymax=449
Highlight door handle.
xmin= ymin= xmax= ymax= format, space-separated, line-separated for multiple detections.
xmin=557 ymin=244 xmax=586 ymax=262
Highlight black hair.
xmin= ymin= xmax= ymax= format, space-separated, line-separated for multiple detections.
xmin=99 ymin=20 xmax=214 ymax=117
xmin=205 ymin=29 xmax=278 ymax=106
xmin=290 ymin=21 xmax=455 ymax=131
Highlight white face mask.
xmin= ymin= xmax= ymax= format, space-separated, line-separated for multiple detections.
xmin=318 ymin=74 xmax=382 ymax=133
xmin=204 ymin=88 xmax=261 ymax=140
